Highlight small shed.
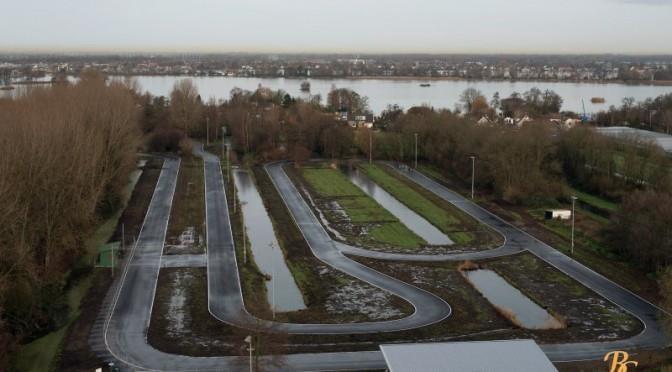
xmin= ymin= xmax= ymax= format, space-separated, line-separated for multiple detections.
xmin=545 ymin=209 xmax=572 ymax=220
xmin=380 ymin=339 xmax=557 ymax=372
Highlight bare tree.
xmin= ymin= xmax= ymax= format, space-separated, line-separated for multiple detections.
xmin=170 ymin=79 xmax=202 ymax=135
xmin=0 ymin=73 xmax=141 ymax=362
xmin=459 ymin=88 xmax=484 ymax=113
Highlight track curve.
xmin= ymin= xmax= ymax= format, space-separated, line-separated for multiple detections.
xmin=100 ymin=152 xmax=670 ymax=371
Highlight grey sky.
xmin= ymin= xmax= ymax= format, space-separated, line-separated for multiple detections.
xmin=3 ymin=0 xmax=671 ymax=54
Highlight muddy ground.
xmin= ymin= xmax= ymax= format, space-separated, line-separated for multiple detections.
xmin=164 ymin=156 xmax=206 ymax=255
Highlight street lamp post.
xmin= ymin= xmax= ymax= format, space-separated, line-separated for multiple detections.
xmin=270 ymin=242 xmax=276 ymax=320
xmin=571 ymin=196 xmax=578 ymax=255
xmin=414 ymin=133 xmax=418 ymax=169
xmin=470 ymin=156 xmax=476 ymax=199
xmin=226 ymin=144 xmax=231 ymax=182
xmin=244 ymin=335 xmax=254 ymax=372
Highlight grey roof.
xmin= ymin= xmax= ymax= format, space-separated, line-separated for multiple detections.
xmin=595 ymin=126 xmax=672 ymax=153
xmin=380 ymin=340 xmax=558 ymax=372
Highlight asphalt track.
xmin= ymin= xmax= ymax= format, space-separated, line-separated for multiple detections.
xmin=100 ymin=153 xmax=670 ymax=371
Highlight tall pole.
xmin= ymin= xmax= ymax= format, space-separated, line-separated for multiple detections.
xmin=245 ymin=336 xmax=253 ymax=372
xmin=226 ymin=144 xmax=231 ymax=183
xmin=368 ymin=130 xmax=372 ymax=165
xmin=206 ymin=117 xmax=210 ymax=146
xmin=470 ymin=156 xmax=476 ymax=200
xmin=414 ymin=133 xmax=418 ymax=169
xmin=571 ymin=196 xmax=577 ymax=255
xmin=271 ymin=243 xmax=276 ymax=320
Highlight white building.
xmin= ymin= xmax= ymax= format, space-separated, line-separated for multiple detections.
xmin=380 ymin=340 xmax=557 ymax=372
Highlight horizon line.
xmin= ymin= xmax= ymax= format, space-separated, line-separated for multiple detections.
xmin=2 ymin=49 xmax=672 ymax=57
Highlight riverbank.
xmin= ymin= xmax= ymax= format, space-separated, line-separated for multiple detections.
xmin=98 ymin=73 xmax=672 ymax=86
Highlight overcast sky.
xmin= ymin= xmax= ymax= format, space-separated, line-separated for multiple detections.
xmin=3 ymin=0 xmax=671 ymax=54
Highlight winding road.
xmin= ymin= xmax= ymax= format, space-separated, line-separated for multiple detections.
xmin=98 ymin=151 xmax=670 ymax=371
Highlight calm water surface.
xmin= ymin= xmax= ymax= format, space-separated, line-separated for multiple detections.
xmin=343 ymin=166 xmax=452 ymax=246
xmin=233 ymin=169 xmax=306 ymax=312
xmin=4 ymin=75 xmax=670 ymax=115
xmin=463 ymin=269 xmax=562 ymax=329
xmin=132 ymin=76 xmax=672 ymax=114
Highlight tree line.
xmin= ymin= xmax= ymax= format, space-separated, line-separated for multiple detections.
xmin=142 ymin=80 xmax=672 ymax=274
xmin=594 ymin=93 xmax=672 ymax=133
xmin=0 ymin=72 xmax=141 ymax=365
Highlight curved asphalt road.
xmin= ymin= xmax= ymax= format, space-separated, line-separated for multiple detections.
xmin=102 ymin=153 xmax=669 ymax=371
xmin=384 ymin=163 xmax=670 ymax=360
xmin=204 ymin=151 xmax=451 ymax=334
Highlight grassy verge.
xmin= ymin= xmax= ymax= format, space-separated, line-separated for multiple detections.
xmin=299 ymin=165 xmax=424 ymax=248
xmin=568 ymin=186 xmax=618 ymax=212
xmin=165 ymin=156 xmax=205 ymax=255
xmin=13 ymin=157 xmax=162 ymax=372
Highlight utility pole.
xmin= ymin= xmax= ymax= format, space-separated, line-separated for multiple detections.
xmin=414 ymin=133 xmax=418 ymax=169
xmin=470 ymin=156 xmax=476 ymax=200
xmin=571 ymin=196 xmax=578 ymax=255
xmin=206 ymin=117 xmax=210 ymax=146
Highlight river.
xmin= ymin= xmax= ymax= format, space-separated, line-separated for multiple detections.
xmin=132 ymin=76 xmax=670 ymax=115
xmin=4 ymin=75 xmax=670 ymax=114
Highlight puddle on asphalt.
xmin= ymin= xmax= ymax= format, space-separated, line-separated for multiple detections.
xmin=462 ymin=269 xmax=563 ymax=329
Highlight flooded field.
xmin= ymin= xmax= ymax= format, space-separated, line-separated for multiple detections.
xmin=233 ymin=169 xmax=306 ymax=312
xmin=343 ymin=167 xmax=453 ymax=246
xmin=462 ymin=269 xmax=563 ymax=329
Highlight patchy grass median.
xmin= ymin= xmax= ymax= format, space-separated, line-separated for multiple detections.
xmin=296 ymin=164 xmax=424 ymax=249
xmin=165 ymin=156 xmax=205 ymax=255
xmin=361 ymin=163 xmax=500 ymax=248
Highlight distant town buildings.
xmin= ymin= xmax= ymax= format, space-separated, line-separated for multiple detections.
xmin=1 ymin=54 xmax=671 ymax=84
